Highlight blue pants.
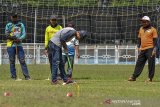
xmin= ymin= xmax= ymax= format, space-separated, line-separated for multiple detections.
xmin=48 ymin=41 xmax=68 ymax=82
xmin=7 ymin=46 xmax=30 ymax=79
xmin=48 ymin=48 xmax=52 ymax=74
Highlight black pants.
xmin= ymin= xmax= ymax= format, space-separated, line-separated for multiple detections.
xmin=132 ymin=48 xmax=155 ymax=79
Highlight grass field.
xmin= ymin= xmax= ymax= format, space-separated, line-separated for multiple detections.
xmin=0 ymin=64 xmax=160 ymax=107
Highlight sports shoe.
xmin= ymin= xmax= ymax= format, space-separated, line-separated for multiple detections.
xmin=25 ymin=76 xmax=31 ymax=80
xmin=145 ymin=78 xmax=152 ymax=82
xmin=25 ymin=77 xmax=31 ymax=80
xmin=128 ymin=77 xmax=136 ymax=81
xmin=51 ymin=80 xmax=59 ymax=85
xmin=63 ymin=79 xmax=74 ymax=85
xmin=11 ymin=77 xmax=17 ymax=80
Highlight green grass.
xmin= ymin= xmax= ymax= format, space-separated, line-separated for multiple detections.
xmin=6 ymin=0 xmax=160 ymax=7
xmin=0 ymin=64 xmax=160 ymax=107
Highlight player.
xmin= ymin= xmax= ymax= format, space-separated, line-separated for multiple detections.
xmin=128 ymin=16 xmax=158 ymax=82
xmin=5 ymin=12 xmax=30 ymax=80
xmin=48 ymin=27 xmax=88 ymax=84
xmin=44 ymin=15 xmax=62 ymax=73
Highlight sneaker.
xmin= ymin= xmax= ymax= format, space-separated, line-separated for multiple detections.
xmin=145 ymin=78 xmax=152 ymax=82
xmin=11 ymin=77 xmax=17 ymax=80
xmin=51 ymin=80 xmax=59 ymax=85
xmin=128 ymin=77 xmax=136 ymax=81
xmin=25 ymin=77 xmax=31 ymax=80
xmin=63 ymin=79 xmax=74 ymax=85
xmin=25 ymin=76 xmax=31 ymax=80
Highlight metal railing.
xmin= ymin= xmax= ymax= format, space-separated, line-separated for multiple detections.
xmin=0 ymin=43 xmax=159 ymax=65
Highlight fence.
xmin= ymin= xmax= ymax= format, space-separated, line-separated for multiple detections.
xmin=1 ymin=4 xmax=160 ymax=45
xmin=0 ymin=43 xmax=159 ymax=65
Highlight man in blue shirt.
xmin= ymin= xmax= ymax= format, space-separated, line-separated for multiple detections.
xmin=5 ymin=13 xmax=30 ymax=80
xmin=48 ymin=27 xmax=87 ymax=85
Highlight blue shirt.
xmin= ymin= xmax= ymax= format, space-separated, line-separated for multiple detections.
xmin=62 ymin=37 xmax=79 ymax=56
xmin=5 ymin=21 xmax=26 ymax=47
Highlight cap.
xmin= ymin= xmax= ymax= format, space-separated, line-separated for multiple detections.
xmin=67 ymin=21 xmax=75 ymax=28
xmin=141 ymin=16 xmax=150 ymax=21
xmin=79 ymin=30 xmax=88 ymax=40
xmin=50 ymin=15 xmax=57 ymax=20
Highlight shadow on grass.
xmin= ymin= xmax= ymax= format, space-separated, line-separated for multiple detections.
xmin=73 ymin=77 xmax=90 ymax=80
xmin=32 ymin=77 xmax=90 ymax=81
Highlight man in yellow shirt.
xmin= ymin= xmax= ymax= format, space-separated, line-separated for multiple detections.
xmin=128 ymin=16 xmax=158 ymax=82
xmin=44 ymin=15 xmax=62 ymax=73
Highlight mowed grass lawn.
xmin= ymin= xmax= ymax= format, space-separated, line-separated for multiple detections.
xmin=0 ymin=64 xmax=160 ymax=107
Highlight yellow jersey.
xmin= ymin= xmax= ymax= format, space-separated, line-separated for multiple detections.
xmin=45 ymin=25 xmax=62 ymax=49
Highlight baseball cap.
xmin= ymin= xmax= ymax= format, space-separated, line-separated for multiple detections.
xmin=79 ymin=30 xmax=89 ymax=40
xmin=141 ymin=16 xmax=150 ymax=21
xmin=50 ymin=15 xmax=57 ymax=20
